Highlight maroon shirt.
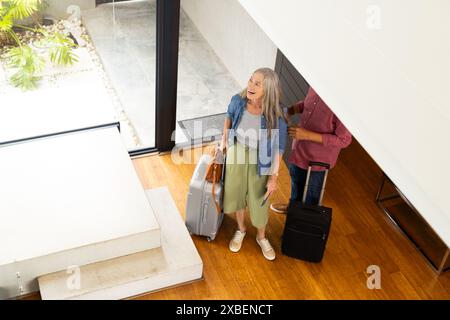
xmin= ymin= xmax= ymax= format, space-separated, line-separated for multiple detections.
xmin=289 ymin=87 xmax=352 ymax=171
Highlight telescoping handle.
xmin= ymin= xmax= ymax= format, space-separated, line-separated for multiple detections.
xmin=302 ymin=161 xmax=330 ymax=206
xmin=215 ymin=145 xmax=226 ymax=181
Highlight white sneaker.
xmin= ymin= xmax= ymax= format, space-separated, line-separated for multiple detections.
xmin=229 ymin=230 xmax=246 ymax=252
xmin=256 ymin=237 xmax=276 ymax=261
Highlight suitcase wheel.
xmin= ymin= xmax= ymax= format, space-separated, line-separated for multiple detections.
xmin=207 ymin=237 xmax=212 ymax=242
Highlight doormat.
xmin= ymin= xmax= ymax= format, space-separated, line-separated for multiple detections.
xmin=178 ymin=113 xmax=226 ymax=145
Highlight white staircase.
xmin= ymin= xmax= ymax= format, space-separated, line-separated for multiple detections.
xmin=38 ymin=187 xmax=203 ymax=300
xmin=0 ymin=128 xmax=202 ymax=300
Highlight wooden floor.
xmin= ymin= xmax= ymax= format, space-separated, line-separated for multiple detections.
xmin=21 ymin=140 xmax=449 ymax=300
xmin=131 ymin=140 xmax=450 ymax=300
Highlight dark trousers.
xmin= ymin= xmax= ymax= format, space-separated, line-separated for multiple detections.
xmin=289 ymin=163 xmax=326 ymax=206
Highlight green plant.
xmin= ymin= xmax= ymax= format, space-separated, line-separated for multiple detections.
xmin=47 ymin=31 xmax=78 ymax=66
xmin=0 ymin=0 xmax=78 ymax=90
xmin=4 ymin=45 xmax=44 ymax=89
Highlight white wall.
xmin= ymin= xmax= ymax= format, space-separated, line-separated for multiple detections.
xmin=44 ymin=0 xmax=95 ymax=19
xmin=181 ymin=0 xmax=278 ymax=88
xmin=239 ymin=0 xmax=450 ymax=247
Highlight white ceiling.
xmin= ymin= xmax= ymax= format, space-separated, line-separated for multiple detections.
xmin=240 ymin=0 xmax=450 ymax=246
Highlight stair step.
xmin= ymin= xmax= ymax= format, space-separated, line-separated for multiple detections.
xmin=0 ymin=128 xmax=161 ymax=300
xmin=38 ymin=187 xmax=203 ymax=300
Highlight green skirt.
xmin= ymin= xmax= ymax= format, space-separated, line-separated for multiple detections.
xmin=223 ymin=142 xmax=269 ymax=228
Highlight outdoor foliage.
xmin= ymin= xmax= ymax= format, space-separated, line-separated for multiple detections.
xmin=0 ymin=0 xmax=78 ymax=90
xmin=4 ymin=45 xmax=44 ymax=90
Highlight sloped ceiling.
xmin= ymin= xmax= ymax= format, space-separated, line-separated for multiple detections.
xmin=239 ymin=0 xmax=450 ymax=246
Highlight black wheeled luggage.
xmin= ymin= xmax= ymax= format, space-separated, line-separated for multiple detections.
xmin=281 ymin=161 xmax=332 ymax=263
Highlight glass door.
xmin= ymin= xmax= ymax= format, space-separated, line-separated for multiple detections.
xmin=83 ymin=0 xmax=157 ymax=151
xmin=175 ymin=0 xmax=241 ymax=147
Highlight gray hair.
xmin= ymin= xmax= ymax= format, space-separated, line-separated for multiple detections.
xmin=240 ymin=67 xmax=285 ymax=136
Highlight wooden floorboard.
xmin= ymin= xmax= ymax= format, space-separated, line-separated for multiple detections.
xmin=132 ymin=141 xmax=450 ymax=300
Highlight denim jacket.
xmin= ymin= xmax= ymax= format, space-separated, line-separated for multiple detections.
xmin=226 ymin=94 xmax=288 ymax=176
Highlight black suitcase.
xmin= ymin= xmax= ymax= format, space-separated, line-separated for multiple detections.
xmin=281 ymin=161 xmax=332 ymax=263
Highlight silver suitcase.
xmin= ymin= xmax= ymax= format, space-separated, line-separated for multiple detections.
xmin=185 ymin=153 xmax=224 ymax=241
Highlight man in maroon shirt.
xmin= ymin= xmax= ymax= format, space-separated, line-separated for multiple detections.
xmin=271 ymin=87 xmax=352 ymax=213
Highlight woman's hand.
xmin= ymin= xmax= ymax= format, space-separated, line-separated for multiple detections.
xmin=215 ymin=138 xmax=228 ymax=160
xmin=286 ymin=111 xmax=293 ymax=123
xmin=264 ymin=175 xmax=278 ymax=200
xmin=286 ymin=104 xmax=296 ymax=122
xmin=219 ymin=138 xmax=228 ymax=154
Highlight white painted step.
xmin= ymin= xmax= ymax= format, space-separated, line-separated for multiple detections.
xmin=0 ymin=128 xmax=160 ymax=300
xmin=38 ymin=187 xmax=203 ymax=300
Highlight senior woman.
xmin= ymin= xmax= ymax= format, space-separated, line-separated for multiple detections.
xmin=219 ymin=68 xmax=287 ymax=261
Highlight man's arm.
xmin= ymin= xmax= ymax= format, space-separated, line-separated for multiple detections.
xmin=288 ymin=100 xmax=305 ymax=115
xmin=288 ymin=117 xmax=352 ymax=147
xmin=321 ymin=117 xmax=352 ymax=148
xmin=288 ymin=127 xmax=323 ymax=144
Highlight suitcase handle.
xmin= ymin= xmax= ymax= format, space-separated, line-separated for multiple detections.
xmin=308 ymin=161 xmax=330 ymax=169
xmin=285 ymin=227 xmax=326 ymax=240
xmin=302 ymin=162 xmax=330 ymax=206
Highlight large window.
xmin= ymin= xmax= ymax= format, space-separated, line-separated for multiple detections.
xmin=83 ymin=0 xmax=158 ymax=151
